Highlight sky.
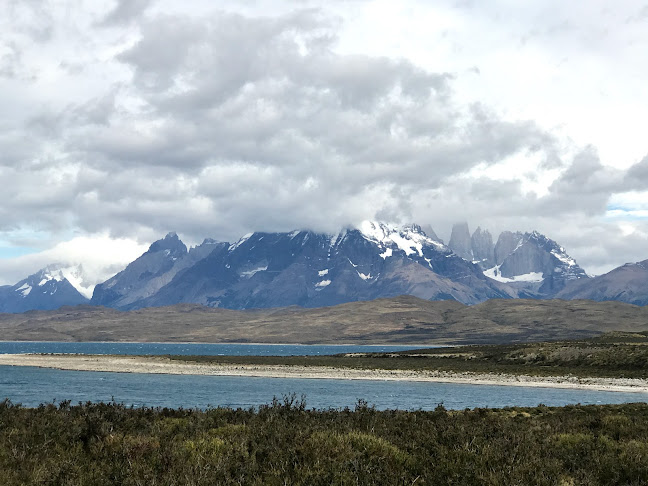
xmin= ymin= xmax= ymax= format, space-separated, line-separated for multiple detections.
xmin=1 ymin=0 xmax=648 ymax=289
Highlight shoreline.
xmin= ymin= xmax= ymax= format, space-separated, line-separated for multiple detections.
xmin=1 ymin=354 xmax=647 ymax=393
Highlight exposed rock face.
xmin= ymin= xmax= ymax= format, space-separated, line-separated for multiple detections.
xmin=0 ymin=266 xmax=88 ymax=313
xmin=471 ymin=227 xmax=495 ymax=269
xmin=146 ymin=232 xmax=187 ymax=256
xmin=447 ymin=224 xmax=495 ymax=270
xmin=557 ymin=260 xmax=648 ymax=306
xmin=485 ymin=231 xmax=588 ymax=296
xmin=420 ymin=224 xmax=443 ymax=244
xmin=494 ymin=231 xmax=523 ymax=265
xmin=448 ymin=222 xmax=473 ymax=261
xmin=91 ymin=233 xmax=227 ymax=309
xmin=499 ymin=236 xmax=549 ymax=278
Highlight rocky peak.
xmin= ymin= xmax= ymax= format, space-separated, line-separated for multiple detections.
xmin=448 ymin=222 xmax=473 ymax=261
xmin=486 ymin=230 xmax=588 ymax=295
xmin=471 ymin=227 xmax=495 ymax=269
xmin=201 ymin=238 xmax=220 ymax=245
xmin=146 ymin=232 xmax=187 ymax=257
xmin=402 ymin=223 xmax=425 ymax=235
xmin=419 ymin=224 xmax=442 ymax=243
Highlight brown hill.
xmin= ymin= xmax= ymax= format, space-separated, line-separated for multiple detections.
xmin=1 ymin=296 xmax=648 ymax=345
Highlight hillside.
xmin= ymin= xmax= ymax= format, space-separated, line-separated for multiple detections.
xmin=1 ymin=297 xmax=647 ymax=344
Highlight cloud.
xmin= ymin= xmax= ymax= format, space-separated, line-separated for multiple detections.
xmin=5 ymin=1 xmax=54 ymax=43
xmin=98 ymin=0 xmax=153 ymax=26
xmin=0 ymin=234 xmax=148 ymax=287
xmin=539 ymin=147 xmax=623 ymax=216
xmin=0 ymin=8 xmax=558 ymax=238
xmin=545 ymin=221 xmax=648 ymax=276
xmin=623 ymin=155 xmax=648 ymax=190
xmin=0 ymin=2 xmax=647 ymax=283
xmin=70 ymin=9 xmax=557 ymax=236
xmin=0 ymin=42 xmax=22 ymax=79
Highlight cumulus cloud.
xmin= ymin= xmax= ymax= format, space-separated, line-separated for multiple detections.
xmin=63 ymin=9 xmax=560 ymax=238
xmin=624 ymin=155 xmax=648 ymax=190
xmin=0 ymin=234 xmax=148 ymax=287
xmin=0 ymin=0 xmax=647 ymax=282
xmin=99 ymin=0 xmax=153 ymax=26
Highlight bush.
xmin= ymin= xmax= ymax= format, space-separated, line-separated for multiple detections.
xmin=1 ymin=400 xmax=648 ymax=484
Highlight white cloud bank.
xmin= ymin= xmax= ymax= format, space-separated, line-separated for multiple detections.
xmin=0 ymin=234 xmax=148 ymax=290
xmin=1 ymin=0 xmax=648 ymax=285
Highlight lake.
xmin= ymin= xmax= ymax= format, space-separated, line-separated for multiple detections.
xmin=0 ymin=341 xmax=433 ymax=357
xmin=1 ymin=342 xmax=647 ymax=410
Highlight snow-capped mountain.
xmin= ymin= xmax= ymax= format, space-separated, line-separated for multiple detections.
xmin=446 ymin=223 xmax=587 ymax=296
xmin=54 ymin=265 xmax=96 ymax=299
xmin=91 ymin=222 xmax=516 ymax=310
xmin=483 ymin=231 xmax=588 ymax=295
xmin=0 ymin=265 xmax=89 ymax=313
xmin=1 ymin=221 xmax=616 ymax=314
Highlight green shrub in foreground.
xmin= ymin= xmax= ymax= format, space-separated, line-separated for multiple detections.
xmin=1 ymin=398 xmax=648 ymax=485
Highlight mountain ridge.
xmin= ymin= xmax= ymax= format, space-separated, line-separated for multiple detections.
xmin=90 ymin=222 xmax=519 ymax=310
xmin=556 ymin=259 xmax=648 ymax=306
xmin=5 ymin=220 xmax=646 ymax=313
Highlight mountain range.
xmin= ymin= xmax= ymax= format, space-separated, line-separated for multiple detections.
xmin=1 ymin=221 xmax=647 ymax=313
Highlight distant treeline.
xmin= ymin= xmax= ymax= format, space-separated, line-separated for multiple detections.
xmin=1 ymin=397 xmax=648 ymax=485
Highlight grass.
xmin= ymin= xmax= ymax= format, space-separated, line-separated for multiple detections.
xmin=163 ymin=332 xmax=648 ymax=379
xmin=2 ymin=398 xmax=648 ymax=484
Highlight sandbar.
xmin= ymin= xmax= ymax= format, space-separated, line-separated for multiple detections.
xmin=1 ymin=353 xmax=647 ymax=394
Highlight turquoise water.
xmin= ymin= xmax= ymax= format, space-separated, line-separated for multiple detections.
xmin=0 ymin=341 xmax=432 ymax=356
xmin=1 ymin=366 xmax=646 ymax=411
xmin=0 ymin=342 xmax=646 ymax=410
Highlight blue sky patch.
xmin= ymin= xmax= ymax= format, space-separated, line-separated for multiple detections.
xmin=0 ymin=246 xmax=37 ymax=259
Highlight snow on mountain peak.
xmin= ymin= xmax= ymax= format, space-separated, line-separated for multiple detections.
xmin=60 ymin=265 xmax=94 ymax=299
xmin=551 ymin=249 xmax=576 ymax=267
xmin=38 ymin=265 xmax=66 ymax=284
xmin=358 ymin=221 xmax=394 ymax=242
xmin=358 ymin=221 xmax=445 ymax=257
xmin=228 ymin=233 xmax=253 ymax=251
xmin=39 ymin=264 xmax=94 ymax=299
xmin=526 ymin=231 xmax=578 ymax=269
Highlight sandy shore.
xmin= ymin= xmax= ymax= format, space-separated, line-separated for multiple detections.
xmin=1 ymin=353 xmax=648 ymax=393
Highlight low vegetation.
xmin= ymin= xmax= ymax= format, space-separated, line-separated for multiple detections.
xmin=167 ymin=332 xmax=648 ymax=379
xmin=2 ymin=398 xmax=648 ymax=485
